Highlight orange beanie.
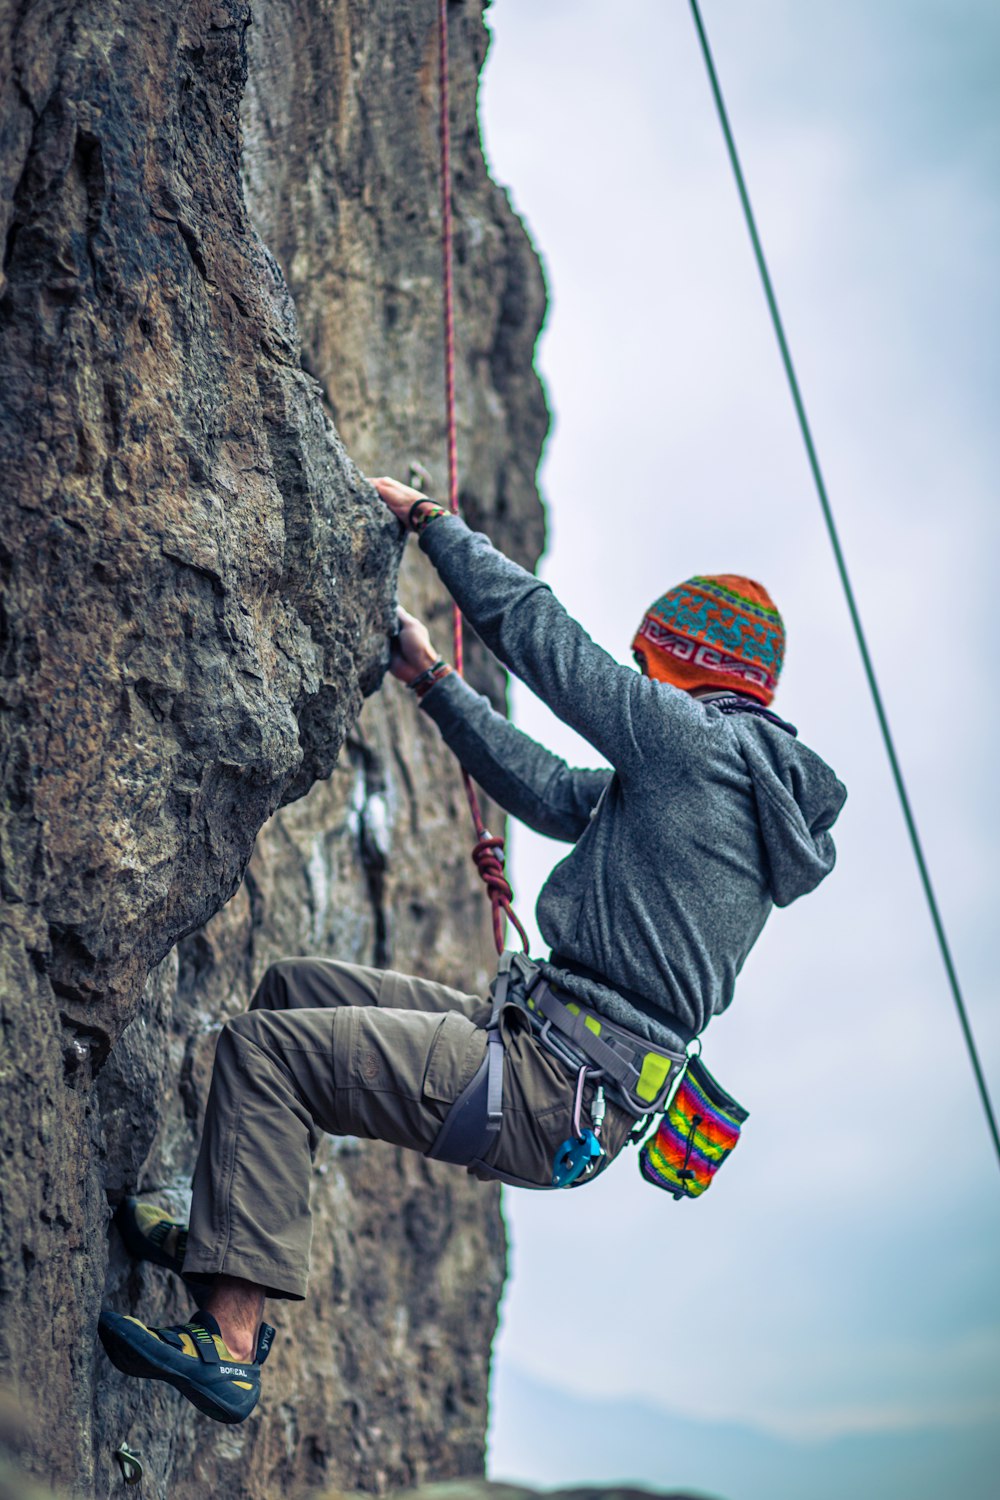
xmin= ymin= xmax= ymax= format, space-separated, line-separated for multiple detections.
xmin=632 ymin=575 xmax=785 ymax=705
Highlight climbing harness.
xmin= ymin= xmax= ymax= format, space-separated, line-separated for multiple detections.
xmin=518 ymin=963 xmax=688 ymax=1118
xmin=429 ymin=952 xmax=702 ymax=1191
xmin=688 ymin=0 xmax=1000 ymax=1173
xmin=520 ymin=965 xmax=749 ymax=1195
xmin=435 ymin=0 xmax=529 ymax=958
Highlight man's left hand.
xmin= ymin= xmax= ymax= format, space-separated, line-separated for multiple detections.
xmin=389 ymin=607 xmax=439 ymax=684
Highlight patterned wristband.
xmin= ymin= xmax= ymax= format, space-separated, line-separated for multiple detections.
xmin=408 ymin=659 xmax=452 ymax=699
xmin=410 ymin=502 xmax=448 ymax=535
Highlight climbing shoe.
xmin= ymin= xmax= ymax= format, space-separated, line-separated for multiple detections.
xmin=114 ymin=1197 xmax=188 ymax=1277
xmin=98 ymin=1308 xmax=275 ymax=1424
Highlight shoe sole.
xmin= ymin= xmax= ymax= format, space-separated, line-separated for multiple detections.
xmin=114 ymin=1199 xmax=186 ymax=1276
xmin=98 ymin=1312 xmax=258 ymax=1425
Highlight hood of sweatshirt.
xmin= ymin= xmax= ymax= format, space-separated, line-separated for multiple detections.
xmin=732 ymin=718 xmax=847 ymax=907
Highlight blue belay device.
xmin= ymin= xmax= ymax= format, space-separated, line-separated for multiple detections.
xmin=552 ymin=1128 xmax=603 ymax=1188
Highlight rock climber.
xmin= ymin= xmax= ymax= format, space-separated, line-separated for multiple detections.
xmin=99 ymin=476 xmax=846 ymax=1422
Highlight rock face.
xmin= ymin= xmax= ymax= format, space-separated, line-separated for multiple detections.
xmin=0 ymin=2 xmax=547 ymax=1496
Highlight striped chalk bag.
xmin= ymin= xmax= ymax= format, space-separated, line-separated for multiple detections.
xmin=639 ymin=1053 xmax=749 ymax=1199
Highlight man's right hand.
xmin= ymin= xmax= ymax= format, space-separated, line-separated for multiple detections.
xmin=389 ymin=607 xmax=440 ymax=685
xmin=371 ymin=476 xmax=436 ymax=528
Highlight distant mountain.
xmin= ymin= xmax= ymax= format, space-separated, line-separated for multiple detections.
xmin=489 ymin=1365 xmax=1000 ymax=1500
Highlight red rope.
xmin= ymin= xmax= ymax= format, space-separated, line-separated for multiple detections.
xmin=437 ymin=0 xmax=529 ymax=956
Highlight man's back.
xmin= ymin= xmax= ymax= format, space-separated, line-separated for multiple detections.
xmin=418 ymin=512 xmax=846 ymax=1044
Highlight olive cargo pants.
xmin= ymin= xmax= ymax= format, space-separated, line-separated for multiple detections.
xmin=182 ymin=958 xmax=634 ymax=1299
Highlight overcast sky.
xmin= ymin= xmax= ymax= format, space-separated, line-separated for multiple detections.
xmin=476 ymin=2 xmax=1000 ymax=1494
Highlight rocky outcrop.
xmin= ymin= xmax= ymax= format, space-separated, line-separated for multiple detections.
xmin=0 ymin=2 xmax=546 ymax=1496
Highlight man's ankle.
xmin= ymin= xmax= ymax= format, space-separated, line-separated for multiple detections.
xmin=218 ymin=1329 xmax=256 ymax=1362
xmin=202 ymin=1274 xmax=265 ymax=1363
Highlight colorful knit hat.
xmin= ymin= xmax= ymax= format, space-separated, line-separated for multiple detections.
xmin=632 ymin=575 xmax=785 ymax=705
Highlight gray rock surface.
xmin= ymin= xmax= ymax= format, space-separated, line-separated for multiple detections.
xmin=0 ymin=1 xmax=547 ymax=1495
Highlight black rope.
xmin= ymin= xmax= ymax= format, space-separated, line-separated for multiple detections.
xmin=688 ymin=0 xmax=1000 ymax=1171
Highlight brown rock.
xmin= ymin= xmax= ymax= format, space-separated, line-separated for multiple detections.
xmin=0 ymin=2 xmax=546 ymax=1495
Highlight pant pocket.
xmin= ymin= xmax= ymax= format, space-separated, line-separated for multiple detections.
xmin=421 ymin=1011 xmax=487 ymax=1105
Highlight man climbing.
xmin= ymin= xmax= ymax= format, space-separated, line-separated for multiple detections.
xmin=99 ymin=476 xmax=846 ymax=1422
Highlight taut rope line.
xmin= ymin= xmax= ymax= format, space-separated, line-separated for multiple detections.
xmin=688 ymin=0 xmax=1000 ymax=1170
xmin=437 ymin=0 xmax=529 ymax=956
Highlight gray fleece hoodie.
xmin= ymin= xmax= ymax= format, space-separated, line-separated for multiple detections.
xmin=419 ymin=515 xmax=847 ymax=1050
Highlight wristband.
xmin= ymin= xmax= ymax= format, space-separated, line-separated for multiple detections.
xmin=408 ymin=500 xmax=448 ymax=534
xmin=407 ymin=659 xmax=452 ymax=699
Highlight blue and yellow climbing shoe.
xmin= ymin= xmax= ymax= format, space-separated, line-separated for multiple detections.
xmin=98 ymin=1309 xmax=275 ymax=1424
xmin=114 ymin=1198 xmax=188 ymax=1276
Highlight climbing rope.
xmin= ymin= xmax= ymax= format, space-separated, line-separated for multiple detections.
xmin=437 ymin=0 xmax=529 ymax=956
xmin=688 ymin=0 xmax=1000 ymax=1170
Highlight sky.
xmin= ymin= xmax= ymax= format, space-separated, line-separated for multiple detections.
xmin=476 ymin=2 xmax=1000 ymax=1496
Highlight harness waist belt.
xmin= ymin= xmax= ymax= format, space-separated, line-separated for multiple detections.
xmin=426 ymin=953 xmax=690 ymax=1175
xmin=518 ymin=975 xmax=687 ymax=1117
xmin=547 ymin=954 xmax=696 ymax=1048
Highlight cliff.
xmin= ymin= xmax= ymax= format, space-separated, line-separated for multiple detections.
xmin=0 ymin=2 xmax=547 ymax=1495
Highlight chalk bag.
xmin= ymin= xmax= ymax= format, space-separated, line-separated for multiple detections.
xmin=639 ymin=1056 xmax=749 ymax=1200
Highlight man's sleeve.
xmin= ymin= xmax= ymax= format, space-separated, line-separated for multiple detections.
xmin=420 ymin=671 xmax=611 ymax=842
xmin=420 ymin=514 xmax=668 ymax=771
